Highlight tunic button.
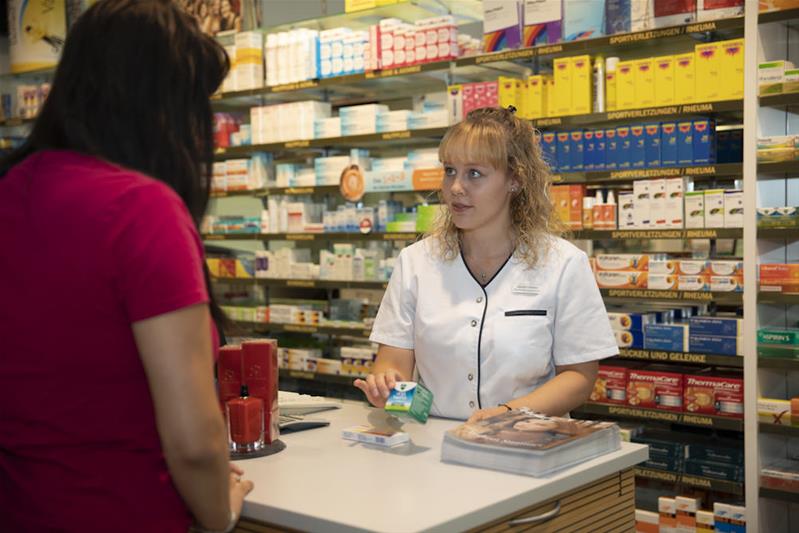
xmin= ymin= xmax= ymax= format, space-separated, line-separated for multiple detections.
xmin=470 ymin=320 xmax=477 ymax=327
xmin=476 ymin=296 xmax=483 ymax=303
xmin=468 ymin=373 xmax=474 ymax=381
xmin=469 ymin=401 xmax=475 ymax=408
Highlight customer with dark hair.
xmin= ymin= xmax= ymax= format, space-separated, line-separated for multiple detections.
xmin=0 ymin=1 xmax=252 ymax=532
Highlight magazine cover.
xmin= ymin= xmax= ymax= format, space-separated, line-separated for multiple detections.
xmin=442 ymin=408 xmax=620 ymax=476
xmin=447 ymin=408 xmax=617 ymax=451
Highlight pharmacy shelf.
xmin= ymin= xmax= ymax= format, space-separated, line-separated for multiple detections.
xmin=456 ymin=17 xmax=744 ymax=67
xmin=758 ymin=228 xmax=799 ymax=239
xmin=759 ymin=487 xmax=799 ymax=503
xmin=758 ymin=292 xmax=799 ymax=304
xmin=211 ymin=277 xmax=388 ymax=290
xmin=215 ymin=127 xmax=449 ymax=158
xmin=757 ymin=161 xmax=799 ymax=178
xmin=574 ymin=228 xmax=742 ymax=240
xmin=599 ymin=289 xmax=742 ymax=305
xmin=759 ymin=8 xmax=799 ymax=24
xmin=634 ymin=466 xmax=743 ymax=495
xmin=210 ymin=188 xmax=268 ymax=199
xmin=203 ymin=232 xmax=419 ymax=242
xmin=758 ymin=357 xmax=799 ymax=370
xmin=759 ymin=92 xmax=799 ymax=108
xmin=575 ymin=402 xmax=744 ymax=432
xmin=759 ymin=422 xmax=799 ymax=438
xmin=554 ymin=163 xmax=743 ymax=184
xmin=214 ymin=59 xmax=453 ymax=105
xmin=532 ymin=100 xmax=743 ymax=129
xmin=235 ymin=320 xmax=372 ymax=339
xmin=615 ymin=348 xmax=743 ymax=368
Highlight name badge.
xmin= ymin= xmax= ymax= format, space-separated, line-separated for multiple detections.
xmin=512 ymin=284 xmax=540 ymax=295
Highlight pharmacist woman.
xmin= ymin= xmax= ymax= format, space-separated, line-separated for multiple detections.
xmin=355 ymin=107 xmax=618 ymax=422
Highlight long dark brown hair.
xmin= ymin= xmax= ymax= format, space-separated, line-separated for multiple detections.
xmin=0 ymin=0 xmax=230 ymax=328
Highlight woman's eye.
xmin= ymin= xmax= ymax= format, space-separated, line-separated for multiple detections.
xmin=444 ymin=167 xmax=457 ymax=177
xmin=469 ymin=169 xmax=483 ymax=179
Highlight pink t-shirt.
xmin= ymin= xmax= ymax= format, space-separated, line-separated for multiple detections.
xmin=0 ymin=150 xmax=215 ymax=532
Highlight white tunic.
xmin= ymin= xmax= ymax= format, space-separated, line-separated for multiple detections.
xmin=369 ymin=236 xmax=618 ymax=420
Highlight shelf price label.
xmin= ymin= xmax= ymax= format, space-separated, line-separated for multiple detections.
xmin=285 ymin=234 xmax=316 ymax=241
xmin=287 ymin=371 xmax=316 ymax=380
xmin=286 ymin=280 xmax=316 ymax=288
xmin=382 ymin=131 xmax=412 ymax=140
xmin=283 ymin=325 xmax=318 ymax=334
xmin=271 ymin=80 xmax=318 ymax=92
xmin=366 ymin=64 xmax=423 ymax=78
xmin=284 ymin=187 xmax=315 ymax=195
xmin=383 ymin=233 xmax=418 ymax=240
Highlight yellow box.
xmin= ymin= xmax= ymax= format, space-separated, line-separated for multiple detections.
xmin=345 ymin=0 xmax=376 ymax=12
xmin=654 ymin=56 xmax=675 ymax=106
xmin=674 ymin=53 xmax=695 ymax=104
xmin=553 ymin=57 xmax=573 ymax=116
xmin=498 ymin=76 xmax=518 ymax=110
xmin=720 ymin=38 xmax=744 ymax=101
xmin=550 ymin=185 xmax=570 ymax=224
xmin=545 ymin=76 xmax=556 ymax=117
xmin=635 ymin=58 xmax=655 ymax=108
xmin=616 ymin=60 xmax=636 ymax=110
xmin=606 ymin=69 xmax=617 ymax=111
xmin=206 ymin=258 xmax=221 ymax=277
xmin=571 ymin=55 xmax=592 ymax=115
xmin=514 ymin=79 xmax=528 ymax=119
xmin=528 ymin=75 xmax=545 ymax=119
xmin=695 ymin=43 xmax=722 ymax=102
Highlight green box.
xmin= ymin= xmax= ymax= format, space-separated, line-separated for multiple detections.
xmin=385 ymin=381 xmax=434 ymax=423
xmin=758 ymin=328 xmax=799 ymax=346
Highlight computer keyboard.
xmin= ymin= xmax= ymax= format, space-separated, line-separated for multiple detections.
xmin=278 ymin=414 xmax=330 ymax=433
xmin=278 ymin=391 xmax=342 ymax=416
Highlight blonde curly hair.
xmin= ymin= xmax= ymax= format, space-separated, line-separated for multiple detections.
xmin=426 ymin=107 xmax=565 ymax=268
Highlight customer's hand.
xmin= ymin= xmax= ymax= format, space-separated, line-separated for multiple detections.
xmin=467 ymin=406 xmax=510 ymax=424
xmin=354 ymin=369 xmax=403 ymax=408
xmin=229 ymin=469 xmax=254 ymax=524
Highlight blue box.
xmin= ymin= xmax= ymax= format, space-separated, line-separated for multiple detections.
xmin=677 ymin=121 xmax=693 ymax=166
xmin=660 ymin=122 xmax=678 ymax=167
xmin=644 ymin=123 xmax=661 ymax=168
xmin=556 ymin=131 xmax=571 ymax=172
xmin=630 ymin=125 xmax=646 ymax=169
xmin=692 ymin=119 xmax=715 ymax=164
xmin=689 ymin=335 xmax=741 ymax=356
xmin=605 ymin=0 xmax=641 ymax=35
xmin=608 ymin=311 xmax=657 ymax=331
xmin=570 ymin=130 xmax=585 ymax=171
xmin=644 ymin=323 xmax=689 ymax=352
xmin=689 ymin=316 xmax=742 ymax=337
xmin=594 ymin=129 xmax=606 ymax=170
xmin=605 ymin=128 xmax=617 ymax=169
xmin=616 ymin=126 xmax=631 ymax=169
xmin=729 ymin=129 xmax=743 ymax=163
xmin=583 ymin=130 xmax=596 ymax=170
xmin=541 ymin=132 xmax=558 ymax=171
xmin=716 ymin=129 xmax=731 ymax=164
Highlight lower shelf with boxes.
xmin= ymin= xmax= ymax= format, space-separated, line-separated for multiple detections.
xmin=594 ymin=254 xmax=744 ymax=293
xmin=635 ymin=496 xmax=745 ymax=533
xmin=551 ymin=178 xmax=743 ymax=232
xmin=589 ymin=363 xmax=743 ymax=420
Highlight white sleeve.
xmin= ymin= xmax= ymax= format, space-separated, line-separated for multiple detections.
xmin=552 ymin=251 xmax=619 ymax=365
xmin=369 ymin=249 xmax=416 ymax=349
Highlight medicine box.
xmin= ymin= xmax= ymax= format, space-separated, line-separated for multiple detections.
xmin=677 ymin=121 xmax=694 ymax=166
xmin=649 ymin=178 xmax=666 ymax=228
xmin=553 ymin=57 xmax=572 ymax=115
xmin=644 ymin=323 xmax=689 ymax=352
xmin=633 ymin=179 xmax=651 ymax=229
xmin=757 ymin=327 xmax=799 ymax=345
xmin=720 ymin=39 xmax=744 ymax=100
xmin=614 ymin=329 xmax=644 ymax=349
xmin=665 ymin=177 xmax=684 ymax=228
xmin=617 ymin=126 xmax=631 ymax=169
xmin=724 ymin=189 xmax=743 ymax=228
xmin=660 ymin=122 xmax=678 ymax=167
xmin=635 ymin=59 xmax=655 ymax=108
xmin=689 ymin=335 xmax=743 ymax=356
xmin=655 ymin=55 xmax=675 ymax=106
xmin=704 ymin=189 xmax=725 ymax=228
xmin=591 ymin=365 xmax=628 ymax=404
xmin=690 ymin=316 xmax=743 ymax=337
xmin=759 ymin=60 xmax=794 ymax=96
xmin=608 ymin=311 xmax=657 ymax=331
xmin=695 ymin=42 xmax=722 ymax=101
xmin=685 ymin=191 xmax=705 ymax=228
xmin=758 ymin=398 xmax=792 ymax=425
xmin=616 ymin=61 xmax=636 ymax=110
xmin=570 ymin=130 xmax=584 ymax=171
xmin=648 ymin=273 xmax=678 ymax=290
xmin=685 ymin=459 xmax=744 ymax=482
xmin=605 ymin=128 xmax=618 ymax=169
xmin=674 ymin=53 xmax=695 ymax=104
xmin=630 ymin=125 xmax=646 ymax=169
xmin=571 ymin=55 xmax=592 ymax=115
xmin=618 ymin=191 xmax=634 ymax=228
xmin=556 ymin=132 xmax=571 ymax=171
xmin=692 ymin=119 xmax=715 ymax=164
xmin=522 ymin=0 xmax=562 ymax=46
xmin=342 ymin=425 xmax=410 ymax=447
xmin=482 ymin=0 xmax=522 ymax=52
xmin=595 ymin=253 xmax=649 ymax=271
xmin=595 ymin=270 xmax=648 ymax=289
xmin=627 ymin=368 xmax=683 ymax=411
xmin=645 ymin=123 xmax=661 ymax=168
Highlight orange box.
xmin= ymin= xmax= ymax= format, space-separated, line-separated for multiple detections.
xmin=591 ymin=366 xmax=629 ymax=405
xmin=595 ymin=254 xmax=650 ymax=272
xmin=760 ymin=263 xmax=799 ymax=281
xmin=685 ymin=373 xmax=744 ymax=418
xmin=550 ymin=185 xmax=570 ymax=225
xmin=792 ymin=397 xmax=799 ymax=425
xmin=627 ymin=368 xmax=683 ymax=411
xmin=568 ymin=184 xmax=585 ymax=229
xmin=218 ymin=258 xmax=236 ymax=278
xmin=595 ymin=270 xmax=648 ymax=289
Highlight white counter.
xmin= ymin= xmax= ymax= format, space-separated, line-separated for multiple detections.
xmin=235 ymin=401 xmax=648 ymax=533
